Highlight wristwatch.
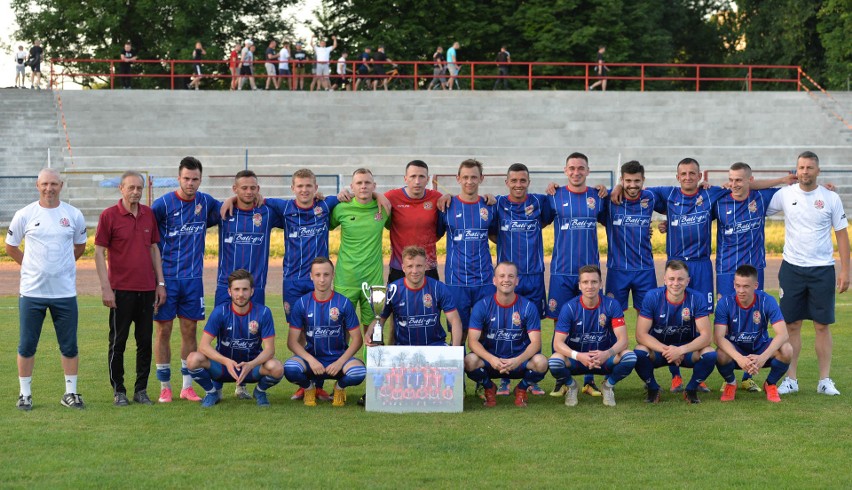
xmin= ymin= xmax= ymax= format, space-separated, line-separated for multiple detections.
xmin=157 ymin=282 xmax=165 ymax=287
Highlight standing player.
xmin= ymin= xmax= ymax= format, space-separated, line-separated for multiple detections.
xmin=437 ymin=159 xmax=497 ymax=339
xmin=151 ymin=157 xmax=221 ymax=403
xmin=384 ymin=160 xmax=443 ymax=283
xmin=6 ymin=169 xmax=87 ymax=410
xmin=464 ymin=262 xmax=549 ymax=407
xmin=633 ymin=260 xmax=716 ymax=404
xmin=715 ymin=265 xmax=792 ymax=403
xmin=284 ymin=258 xmax=367 ymax=406
xmin=187 ymin=269 xmax=284 ymax=408
xmin=548 ymin=266 xmax=637 ymax=407
xmin=365 ymin=246 xmax=463 ymax=347
xmin=767 ymin=151 xmax=849 ymax=396
xmin=547 ymin=152 xmax=607 ymax=397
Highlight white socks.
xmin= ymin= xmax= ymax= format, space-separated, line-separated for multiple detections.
xmin=19 ymin=377 xmax=32 ymax=397
xmin=65 ymin=375 xmax=78 ymax=394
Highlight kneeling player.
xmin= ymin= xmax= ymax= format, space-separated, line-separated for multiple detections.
xmin=634 ymin=260 xmax=717 ymax=404
xmin=187 ymin=269 xmax=284 ymax=408
xmin=715 ymin=265 xmax=792 ymax=403
xmin=284 ymin=257 xmax=366 ymax=407
xmin=464 ymin=262 xmax=548 ymax=407
xmin=549 ymin=265 xmax=637 ymax=407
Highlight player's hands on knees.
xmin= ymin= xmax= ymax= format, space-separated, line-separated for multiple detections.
xmin=235 ymin=361 xmax=254 ymax=384
xmin=587 ymin=350 xmax=606 ymax=368
xmin=225 ymin=359 xmax=242 ymax=381
xmin=101 ymin=289 xmax=116 ymax=308
xmin=578 ymin=352 xmax=596 ymax=369
xmin=307 ymin=358 xmax=325 ymax=376
xmin=503 ymin=357 xmax=522 ymax=373
xmin=662 ymin=346 xmax=683 ymax=364
xmin=326 ymin=359 xmax=344 ymax=377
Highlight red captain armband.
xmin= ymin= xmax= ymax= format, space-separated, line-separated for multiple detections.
xmin=612 ymin=317 xmax=626 ymax=328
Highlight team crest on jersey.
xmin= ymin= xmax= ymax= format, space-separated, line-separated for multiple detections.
xmin=248 ymin=320 xmax=259 ymax=335
xmin=195 ymin=203 xmax=202 ymax=215
xmin=329 ymin=307 xmax=340 ymax=321
xmin=548 ymin=299 xmax=558 ymax=312
xmin=640 ymin=198 xmax=650 ymax=209
xmin=252 ymin=213 xmax=262 ymax=227
xmin=606 ymin=292 xmax=615 ymax=298
xmin=423 ymin=202 xmax=433 ymax=210
xmin=479 ymin=208 xmax=489 ymax=221
xmin=59 ymin=217 xmax=70 ymax=227
xmin=512 ymin=311 xmax=521 ymax=326
xmin=525 ymin=204 xmax=534 ymax=216
xmin=314 ymin=206 xmax=323 ymax=217
xmin=586 ymin=197 xmax=596 ymax=209
xmin=599 ymin=313 xmax=607 ymax=327
xmin=753 ymin=311 xmax=761 ymax=324
xmin=748 ymin=200 xmax=757 ymax=213
xmin=814 ymin=200 xmax=824 ymax=210
xmin=374 ymin=211 xmax=383 ymax=221
xmin=423 ymin=294 xmax=433 ymax=308
xmin=681 ymin=308 xmax=691 ymax=321
xmin=695 ymin=196 xmax=704 ymax=207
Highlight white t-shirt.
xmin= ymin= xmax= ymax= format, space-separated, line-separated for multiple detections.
xmin=6 ymin=201 xmax=87 ymax=298
xmin=767 ymin=184 xmax=848 ymax=267
xmin=337 ymin=56 xmax=347 ymax=75
xmin=15 ymin=50 xmax=27 ymax=64
xmin=315 ymin=46 xmax=334 ymax=63
xmin=278 ymin=48 xmax=290 ymax=71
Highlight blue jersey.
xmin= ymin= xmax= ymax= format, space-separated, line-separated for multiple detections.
xmin=151 ymin=191 xmax=221 ymax=279
xmin=555 ymin=295 xmax=626 ymax=352
xmin=605 ymin=190 xmax=656 ymax=271
xmin=494 ymin=194 xmax=554 ymax=275
xmin=549 ymin=187 xmax=606 ymax=276
xmin=437 ymin=196 xmax=496 ymax=286
xmin=203 ymin=302 xmax=275 ymax=363
xmin=381 ymin=277 xmax=458 ymax=346
xmin=712 ymin=189 xmax=778 ymax=274
xmin=639 ymin=287 xmax=712 ymax=346
xmin=217 ymin=205 xmax=283 ymax=292
xmin=265 ymin=196 xmax=338 ymax=281
xmin=289 ymin=291 xmax=360 ymax=359
xmin=469 ymin=294 xmax=540 ymax=359
xmin=649 ymin=186 xmax=727 ymax=261
xmin=714 ymin=291 xmax=784 ymax=352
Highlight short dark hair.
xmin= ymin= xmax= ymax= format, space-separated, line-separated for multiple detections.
xmin=311 ymin=256 xmax=334 ymax=271
xmin=495 ymin=261 xmax=518 ymax=274
xmin=507 ymin=163 xmax=529 ymax=176
xmin=458 ymin=159 xmax=484 ymax=176
xmin=665 ymin=259 xmax=689 ymax=275
xmin=798 ymin=151 xmax=820 ymax=166
xmin=235 ymin=169 xmax=257 ymax=182
xmin=179 ymin=156 xmax=203 ymax=174
xmin=730 ymin=162 xmax=752 ymax=177
xmin=620 ymin=160 xmax=644 ymax=177
xmin=228 ymin=269 xmax=254 ymax=288
xmin=405 ymin=160 xmax=429 ymax=173
xmin=566 ymin=152 xmax=589 ymax=165
xmin=735 ymin=264 xmax=758 ymax=280
xmin=677 ymin=158 xmax=700 ymax=171
xmin=578 ymin=264 xmax=602 ymax=279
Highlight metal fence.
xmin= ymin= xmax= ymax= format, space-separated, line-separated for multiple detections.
xmin=0 ymin=176 xmax=39 ymax=227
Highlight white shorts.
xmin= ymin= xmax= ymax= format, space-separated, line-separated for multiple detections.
xmin=315 ymin=64 xmax=330 ymax=77
xmin=16 ymin=64 xmax=26 ymax=74
xmin=265 ymin=63 xmax=277 ymax=76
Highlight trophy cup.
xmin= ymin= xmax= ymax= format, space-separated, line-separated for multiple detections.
xmin=361 ymin=282 xmax=387 ymax=345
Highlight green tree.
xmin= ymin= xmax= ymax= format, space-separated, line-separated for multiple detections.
xmin=12 ymin=0 xmax=295 ymax=88
xmin=817 ymin=0 xmax=852 ymax=90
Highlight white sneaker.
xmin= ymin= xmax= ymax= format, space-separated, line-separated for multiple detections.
xmin=777 ymin=377 xmax=799 ymax=395
xmin=564 ymin=382 xmax=579 ymax=407
xmin=234 ymin=385 xmax=253 ymax=399
xmin=817 ymin=378 xmax=840 ymax=396
xmin=601 ymin=381 xmax=616 ymax=407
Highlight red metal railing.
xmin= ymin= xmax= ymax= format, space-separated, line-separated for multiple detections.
xmin=48 ymin=58 xmax=803 ymax=91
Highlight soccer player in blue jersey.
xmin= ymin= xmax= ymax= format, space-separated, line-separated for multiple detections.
xmin=284 ymin=257 xmax=366 ymax=407
xmin=714 ymin=265 xmax=792 ymax=403
xmin=365 ymin=246 xmax=463 ymax=347
xmin=548 ymin=265 xmax=637 ymax=406
xmin=151 ymin=157 xmax=222 ymax=403
xmin=634 ymin=260 xmax=717 ymax=404
xmin=186 ymin=269 xmax=284 ymax=408
xmin=437 ymin=159 xmax=497 ymax=338
xmin=464 ymin=262 xmax=549 ymax=407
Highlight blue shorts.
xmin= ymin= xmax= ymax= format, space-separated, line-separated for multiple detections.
xmin=283 ymin=278 xmax=314 ymax=322
xmin=448 ymin=284 xmax=497 ymax=328
xmin=682 ymin=258 xmax=714 ymax=309
xmin=154 ymin=278 xmax=205 ymax=321
xmin=605 ymin=269 xmax=657 ymax=310
xmin=291 ymin=355 xmax=362 ymax=383
xmin=18 ymin=296 xmax=78 ymax=358
xmin=563 ymin=356 xmax=617 ymax=376
xmin=516 ymin=274 xmax=546 ymax=318
xmin=207 ymin=359 xmax=263 ymax=383
xmin=547 ymin=275 xmax=579 ymax=319
xmin=644 ymin=349 xmax=701 ymax=369
xmin=215 ymin=284 xmax=266 ymax=307
xmin=716 ymin=268 xmax=764 ymax=299
xmin=778 ymin=261 xmax=835 ymax=324
xmin=728 ymin=340 xmax=772 ymax=359
xmin=482 ymin=358 xmax=531 ymax=379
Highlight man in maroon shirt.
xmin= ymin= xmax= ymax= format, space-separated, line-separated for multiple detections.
xmin=95 ymin=171 xmax=166 ymax=407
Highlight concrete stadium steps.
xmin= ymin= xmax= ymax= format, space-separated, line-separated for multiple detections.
xmin=0 ymin=89 xmax=63 ymax=173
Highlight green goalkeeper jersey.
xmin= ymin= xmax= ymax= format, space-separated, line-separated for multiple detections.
xmin=330 ymin=199 xmax=389 ymax=289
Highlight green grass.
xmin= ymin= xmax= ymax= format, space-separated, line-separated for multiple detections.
xmin=1 ymin=292 xmax=850 ymax=488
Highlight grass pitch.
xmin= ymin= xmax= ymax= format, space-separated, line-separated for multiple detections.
xmin=1 ymin=293 xmax=850 ymax=488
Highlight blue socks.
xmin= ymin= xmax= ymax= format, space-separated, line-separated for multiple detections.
xmin=686 ymin=351 xmax=717 ymax=391
xmin=634 ymin=349 xmax=659 ymax=390
xmin=766 ymin=358 xmax=789 ymax=386
xmin=284 ymin=359 xmax=311 ymax=388
xmin=466 ymin=367 xmax=494 ymax=389
xmin=189 ymin=367 xmax=214 ymax=393
xmin=338 ymin=365 xmax=366 ymax=388
xmin=606 ymin=351 xmax=637 ymax=386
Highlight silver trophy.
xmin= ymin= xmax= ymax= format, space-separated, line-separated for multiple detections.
xmin=361 ymin=282 xmax=387 ymax=345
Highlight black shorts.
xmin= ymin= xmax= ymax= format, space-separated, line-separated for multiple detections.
xmin=239 ymin=66 xmax=252 ymax=76
xmin=193 ymin=64 xmax=202 ymax=76
xmin=778 ymin=261 xmax=836 ymax=324
xmin=387 ymin=267 xmax=440 ymax=284
xmin=31 ymin=63 xmax=41 ymax=73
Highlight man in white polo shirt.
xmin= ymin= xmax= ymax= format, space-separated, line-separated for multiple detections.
xmin=767 ymin=151 xmax=849 ymax=396
xmin=311 ymin=34 xmax=337 ymax=91
xmin=6 ymin=168 xmax=88 ymax=410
